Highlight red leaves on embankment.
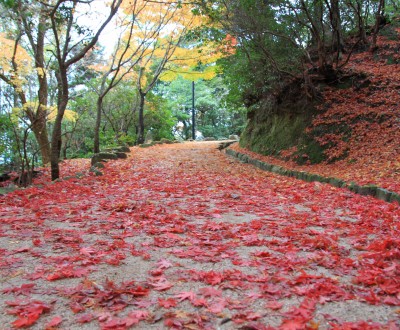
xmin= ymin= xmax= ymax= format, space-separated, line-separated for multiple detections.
xmin=234 ymin=32 xmax=400 ymax=194
xmin=0 ymin=142 xmax=399 ymax=329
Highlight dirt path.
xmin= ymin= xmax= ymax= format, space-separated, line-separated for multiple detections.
xmin=0 ymin=142 xmax=399 ymax=329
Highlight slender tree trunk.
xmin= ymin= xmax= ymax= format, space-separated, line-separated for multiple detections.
xmin=136 ymin=91 xmax=146 ymax=144
xmin=355 ymin=0 xmax=367 ymax=45
xmin=301 ymin=0 xmax=327 ymax=71
xmin=25 ymin=77 xmax=51 ymax=165
xmin=62 ymin=133 xmax=69 ymax=159
xmin=14 ymin=89 xmax=50 ymax=165
xmin=50 ymin=115 xmax=62 ymax=180
xmin=314 ymin=0 xmax=326 ymax=70
xmin=94 ymin=96 xmax=104 ymax=153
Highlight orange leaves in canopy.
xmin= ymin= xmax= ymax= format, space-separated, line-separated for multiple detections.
xmin=217 ymin=34 xmax=238 ymax=55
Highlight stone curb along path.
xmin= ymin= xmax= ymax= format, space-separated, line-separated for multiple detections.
xmin=225 ymin=147 xmax=400 ymax=204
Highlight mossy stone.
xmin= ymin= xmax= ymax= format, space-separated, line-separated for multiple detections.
xmin=92 ymin=162 xmax=105 ymax=169
xmin=389 ymin=193 xmax=400 ymax=204
xmin=114 ymin=146 xmax=130 ymax=152
xmin=91 ymin=152 xmax=117 ymax=165
xmin=139 ymin=143 xmax=154 ymax=148
xmin=115 ymin=152 xmax=128 ymax=159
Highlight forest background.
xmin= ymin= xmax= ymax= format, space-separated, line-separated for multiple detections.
xmin=0 ymin=0 xmax=399 ymax=186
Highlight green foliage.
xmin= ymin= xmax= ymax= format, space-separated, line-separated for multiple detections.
xmin=63 ymin=92 xmax=96 ymax=158
xmin=0 ymin=112 xmax=16 ymax=170
xmin=0 ymin=0 xmax=16 ymax=9
xmin=145 ymin=93 xmax=175 ymax=141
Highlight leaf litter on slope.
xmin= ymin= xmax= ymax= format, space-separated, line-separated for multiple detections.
xmin=0 ymin=141 xmax=399 ymax=329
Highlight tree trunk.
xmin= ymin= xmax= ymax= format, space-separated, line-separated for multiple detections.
xmin=355 ymin=0 xmax=367 ymax=45
xmin=136 ymin=91 xmax=146 ymax=144
xmin=31 ymin=115 xmax=50 ymax=164
xmin=94 ymin=96 xmax=104 ymax=153
xmin=48 ymin=0 xmax=122 ymax=180
xmin=28 ymin=7 xmax=51 ymax=165
xmin=330 ymin=0 xmax=343 ymax=60
xmin=50 ymin=114 xmax=62 ymax=180
xmin=35 ymin=12 xmax=51 ymax=165
xmin=50 ymin=69 xmax=68 ymax=181
xmin=33 ymin=72 xmax=51 ymax=165
xmin=371 ymin=0 xmax=385 ymax=51
xmin=62 ymin=133 xmax=69 ymax=159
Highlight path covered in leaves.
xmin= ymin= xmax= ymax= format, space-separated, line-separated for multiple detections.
xmin=0 ymin=142 xmax=399 ymax=329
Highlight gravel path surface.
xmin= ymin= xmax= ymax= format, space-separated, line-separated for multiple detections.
xmin=0 ymin=141 xmax=399 ymax=329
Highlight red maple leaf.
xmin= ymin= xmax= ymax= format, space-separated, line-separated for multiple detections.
xmin=199 ymin=286 xmax=222 ymax=297
xmin=265 ymin=301 xmax=283 ymax=310
xmin=150 ymin=277 xmax=173 ymax=291
xmin=158 ymin=298 xmax=177 ymax=308
xmin=2 ymin=283 xmax=36 ymax=296
xmin=203 ymin=271 xmax=224 ymax=285
xmin=45 ymin=316 xmax=62 ymax=329
xmin=156 ymin=258 xmax=173 ymax=269
xmin=280 ymin=319 xmax=307 ymax=330
xmin=175 ymin=291 xmax=196 ymax=302
xmin=7 ymin=300 xmax=51 ymax=328
xmin=76 ymin=313 xmax=94 ymax=324
xmin=208 ymin=297 xmax=227 ymax=313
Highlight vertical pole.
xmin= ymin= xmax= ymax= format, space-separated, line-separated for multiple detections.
xmin=192 ymin=81 xmax=195 ymax=140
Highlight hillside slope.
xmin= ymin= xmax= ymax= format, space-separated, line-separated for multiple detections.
xmin=238 ymin=23 xmax=400 ymax=194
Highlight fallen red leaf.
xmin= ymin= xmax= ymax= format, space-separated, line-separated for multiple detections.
xmin=45 ymin=316 xmax=62 ymax=329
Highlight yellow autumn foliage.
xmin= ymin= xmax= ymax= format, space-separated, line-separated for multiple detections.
xmin=0 ymin=33 xmax=32 ymax=90
xmin=47 ymin=106 xmax=79 ymax=123
xmin=12 ymin=101 xmax=78 ymax=123
xmin=116 ymin=0 xmax=227 ymax=85
xmin=161 ymin=65 xmax=218 ymax=82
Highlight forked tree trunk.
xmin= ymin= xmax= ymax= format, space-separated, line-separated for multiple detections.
xmin=371 ymin=0 xmax=385 ymax=51
xmin=31 ymin=115 xmax=50 ymax=164
xmin=354 ymin=0 xmax=368 ymax=45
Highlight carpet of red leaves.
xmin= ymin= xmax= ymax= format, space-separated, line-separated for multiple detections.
xmin=0 ymin=142 xmax=399 ymax=329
